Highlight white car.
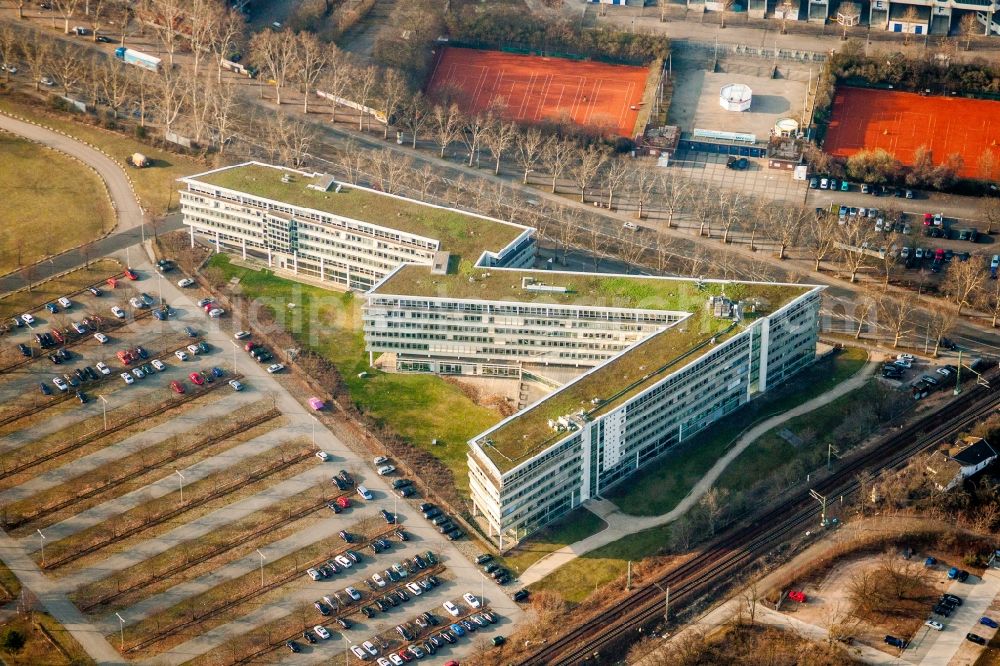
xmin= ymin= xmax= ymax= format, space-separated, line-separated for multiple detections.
xmin=372 ymin=573 xmax=386 ymax=588
xmin=21 ymin=313 xmax=34 ymax=325
xmin=378 ymin=658 xmax=392 ymax=666
xmin=315 ymin=451 xmax=330 ymax=461
xmin=93 ymin=332 xmax=109 ymax=344
xmin=111 ymin=306 xmax=125 ymax=319
xmin=388 ymin=655 xmax=405 ymax=666
xmin=129 ymin=297 xmax=144 ymax=309
xmin=52 ymin=377 xmax=68 ymax=391
xmin=897 ymin=354 xmax=914 ymax=361
xmin=373 ymin=455 xmax=390 ymax=466
xmin=208 ymin=308 xmax=225 ymax=318
xmin=350 ymin=645 xmax=367 ymax=659
xmin=376 ymin=464 xmax=395 ymax=476
xmin=443 ymin=601 xmax=460 ymax=617
xmin=151 ymin=359 xmax=165 ymax=371
xmin=197 ymin=297 xmax=213 ymax=307
xmin=925 ymin=619 xmax=944 ymax=631
xmin=306 ymin=568 xmax=322 ymax=581
xmin=405 ymin=582 xmax=423 ymax=596
xmin=234 ymin=330 xmax=251 ymax=340
xmin=57 ymin=297 xmax=72 ymax=308
xmin=187 ymin=344 xmax=200 ymax=355
xmin=363 ymin=641 xmax=379 ymax=657
xmin=95 ymin=362 xmax=110 ymax=375
xmin=335 ymin=555 xmax=353 ymax=569
xmin=121 ymin=372 xmax=134 ymax=385
xmin=174 ymin=350 xmax=189 ymax=361
xmin=177 ymin=278 xmax=195 ymax=288
xmin=463 ymin=592 xmax=481 ymax=608
xmin=933 ymin=212 xmax=944 ymax=226
xmin=313 ymin=625 xmax=330 ymax=640
xmin=345 ymin=586 xmax=362 ymax=601
xmin=228 ymin=379 xmax=243 ymax=391
xmin=266 ymin=363 xmax=284 ymax=374
xmin=132 ymin=367 xmax=145 ymax=379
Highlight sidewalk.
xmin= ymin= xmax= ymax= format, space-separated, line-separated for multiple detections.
xmin=517 ymin=360 xmax=876 ymax=586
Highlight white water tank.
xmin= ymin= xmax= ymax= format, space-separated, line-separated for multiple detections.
xmin=719 ymin=83 xmax=752 ymax=112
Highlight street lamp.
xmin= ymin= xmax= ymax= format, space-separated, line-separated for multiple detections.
xmin=98 ymin=394 xmax=109 ymax=430
xmin=652 ymin=581 xmax=669 ymax=623
xmin=36 ymin=529 xmax=45 ymax=566
xmin=175 ymin=469 xmax=185 ymax=504
xmin=115 ymin=612 xmax=125 ymax=651
xmin=230 ymin=340 xmax=239 ymax=372
xmin=256 ymin=548 xmax=265 ymax=588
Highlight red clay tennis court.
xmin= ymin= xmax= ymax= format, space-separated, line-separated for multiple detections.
xmin=427 ymin=46 xmax=650 ymax=138
xmin=824 ymin=87 xmax=1000 ymax=180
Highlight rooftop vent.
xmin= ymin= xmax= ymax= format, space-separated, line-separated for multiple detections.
xmin=522 ymin=276 xmax=568 ymax=294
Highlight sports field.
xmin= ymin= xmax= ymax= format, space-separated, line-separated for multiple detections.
xmin=427 ymin=47 xmax=650 ymax=137
xmin=824 ymin=87 xmax=1000 ymax=180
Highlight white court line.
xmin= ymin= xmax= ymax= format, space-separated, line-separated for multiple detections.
xmin=535 ymin=75 xmax=553 ymax=121
xmin=516 ymin=72 xmax=537 ymax=119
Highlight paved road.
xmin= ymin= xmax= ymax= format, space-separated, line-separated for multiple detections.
xmin=915 ymin=569 xmax=1000 ymax=666
xmin=517 ymin=359 xmax=877 ymax=586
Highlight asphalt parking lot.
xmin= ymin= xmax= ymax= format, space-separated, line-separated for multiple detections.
xmin=0 ymin=250 xmax=522 ymax=665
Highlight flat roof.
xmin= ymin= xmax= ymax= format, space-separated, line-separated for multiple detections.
xmin=182 ymin=163 xmax=528 ymax=265
xmin=475 ymin=281 xmax=812 ymax=472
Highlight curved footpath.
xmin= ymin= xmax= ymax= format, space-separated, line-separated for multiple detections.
xmin=518 ymin=360 xmax=877 ymax=587
xmin=0 ymin=113 xmax=134 ymax=665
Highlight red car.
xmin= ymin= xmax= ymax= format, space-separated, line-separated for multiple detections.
xmin=50 ymin=329 xmax=64 ymax=344
xmin=397 ymin=650 xmax=414 ymax=663
xmin=106 ymin=277 xmax=117 ymax=288
xmin=202 ymin=302 xmax=215 ymax=312
xmin=923 ymin=213 xmax=933 ymax=226
xmin=335 ymin=496 xmax=351 ymax=509
xmin=124 ymin=268 xmax=138 ymax=280
xmin=170 ymin=380 xmax=185 ymax=394
xmin=244 ymin=341 xmax=257 ymax=352
xmin=117 ymin=350 xmax=134 ymax=365
xmin=787 ymin=590 xmax=807 ymax=603
xmin=189 ymin=371 xmax=204 ymax=386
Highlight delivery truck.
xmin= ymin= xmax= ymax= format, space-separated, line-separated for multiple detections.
xmin=114 ymin=47 xmax=161 ymax=72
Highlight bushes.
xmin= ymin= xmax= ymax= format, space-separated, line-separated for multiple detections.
xmin=1 ymin=628 xmax=25 ymax=652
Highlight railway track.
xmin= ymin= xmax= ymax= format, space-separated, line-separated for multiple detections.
xmin=521 ymin=373 xmax=1000 ymax=665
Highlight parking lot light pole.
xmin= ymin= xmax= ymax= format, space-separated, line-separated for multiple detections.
xmin=230 ymin=340 xmax=238 ymax=371
xmin=256 ymin=548 xmax=265 ymax=588
xmin=98 ymin=394 xmax=108 ymax=430
xmin=653 ymin=581 xmax=669 ymax=623
xmin=115 ymin=612 xmax=125 ymax=651
xmin=343 ymin=634 xmax=350 ymax=666
xmin=175 ymin=469 xmax=185 ymax=504
xmin=36 ymin=529 xmax=45 ymax=566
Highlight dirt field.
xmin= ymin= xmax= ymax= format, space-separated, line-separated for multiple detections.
xmin=824 ymin=87 xmax=1000 ymax=180
xmin=427 ymin=46 xmax=650 ymax=137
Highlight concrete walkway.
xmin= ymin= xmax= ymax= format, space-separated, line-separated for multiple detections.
xmin=518 ymin=360 xmax=876 ymax=586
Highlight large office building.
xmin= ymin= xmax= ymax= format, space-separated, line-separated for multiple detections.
xmin=179 ymin=161 xmax=824 ymax=551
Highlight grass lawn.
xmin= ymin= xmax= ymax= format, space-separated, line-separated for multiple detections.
xmin=605 ymin=348 xmax=869 ymax=516
xmin=531 ymin=524 xmax=673 ymax=605
xmin=0 ymin=560 xmax=22 ymax=601
xmin=0 ymin=96 xmax=206 ymax=215
xmin=500 ymin=508 xmax=607 ymax=575
xmin=206 ymin=255 xmax=503 ymax=495
xmin=0 ymin=258 xmax=121 ymax=321
xmin=0 ymin=133 xmax=114 ymax=275
xmin=0 ymin=613 xmax=95 ymax=665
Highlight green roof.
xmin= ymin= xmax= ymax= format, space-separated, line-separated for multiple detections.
xmin=463 ymin=278 xmax=813 ymax=472
xmin=185 ymin=163 xmax=526 ymax=265
xmin=375 ymin=265 xmax=729 ymax=311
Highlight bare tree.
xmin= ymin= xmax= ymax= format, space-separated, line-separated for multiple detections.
xmin=959 ymin=12 xmax=979 ymax=50
xmin=602 ymin=158 xmax=631 ymax=210
xmin=571 ymin=144 xmax=608 ymax=203
xmin=52 ymin=44 xmax=86 ymax=95
xmin=351 ymin=64 xmax=379 ymax=131
xmin=945 ymin=259 xmax=985 ymax=315
xmin=263 ymin=113 xmax=315 ymax=168
xmin=318 ymin=59 xmax=351 ymax=123
xmin=853 ymin=289 xmax=877 ymax=339
xmin=460 ymin=111 xmax=490 ymax=168
xmin=296 ymin=32 xmax=327 ymax=115
xmin=838 ymin=223 xmax=880 ymax=282
xmin=542 ymin=137 xmax=575 ymax=194
xmin=980 ymin=196 xmax=1000 ymax=235
xmin=370 ymin=148 xmax=412 ymax=194
xmin=978 ymin=279 xmax=1000 ymax=328
xmin=398 ymin=92 xmax=431 ymax=150
xmin=432 ymin=103 xmax=462 ymax=158
xmin=154 ymin=68 xmax=188 ymax=139
xmin=806 ymin=210 xmax=840 ymax=271
xmin=143 ymin=0 xmax=185 ymax=67
xmin=766 ymin=205 xmax=806 ymax=259
xmin=658 ymin=172 xmax=693 ymax=228
xmin=87 ymin=0 xmax=105 ymax=40
xmin=187 ymin=0 xmax=223 ymax=81
xmin=209 ymin=78 xmax=241 ymax=154
xmin=378 ymin=67 xmax=409 ymax=140
xmin=211 ymin=8 xmax=245 ymax=84
xmin=53 ymin=0 xmax=81 ymax=33
xmin=98 ymin=54 xmax=131 ymax=118
xmin=0 ymin=26 xmax=19 ymax=84
xmin=628 ymin=164 xmax=657 ymax=220
xmin=129 ymin=66 xmax=154 ymax=127
xmin=482 ymin=119 xmax=517 ymax=176
xmin=699 ymin=487 xmax=727 ymax=536
xmin=927 ymin=308 xmax=957 ymax=357
xmin=22 ymin=35 xmax=52 ymax=91
xmin=878 ymin=295 xmax=914 ymax=348
xmin=250 ymin=28 xmax=299 ymax=106
xmin=716 ymin=191 xmax=748 ymax=244
xmin=514 ymin=127 xmax=544 ymax=185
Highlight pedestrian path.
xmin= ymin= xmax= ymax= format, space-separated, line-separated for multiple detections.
xmin=518 ymin=361 xmax=876 ymax=586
